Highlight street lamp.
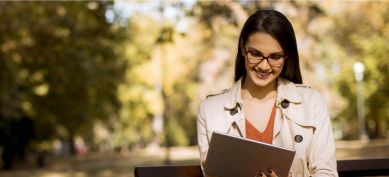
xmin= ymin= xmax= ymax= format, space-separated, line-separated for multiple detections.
xmin=353 ymin=61 xmax=369 ymax=142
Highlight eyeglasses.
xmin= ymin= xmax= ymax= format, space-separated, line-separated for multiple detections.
xmin=245 ymin=49 xmax=286 ymax=68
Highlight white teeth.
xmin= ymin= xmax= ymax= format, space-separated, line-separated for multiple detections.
xmin=256 ymin=71 xmax=270 ymax=76
xmin=257 ymin=72 xmax=269 ymax=76
xmin=254 ymin=71 xmax=271 ymax=78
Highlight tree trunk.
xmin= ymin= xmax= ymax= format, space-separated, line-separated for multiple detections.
xmin=69 ymin=132 xmax=76 ymax=155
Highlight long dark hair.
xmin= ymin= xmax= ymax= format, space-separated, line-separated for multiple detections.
xmin=234 ymin=9 xmax=302 ymax=84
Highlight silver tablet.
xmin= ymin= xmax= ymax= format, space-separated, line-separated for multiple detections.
xmin=204 ymin=132 xmax=295 ymax=177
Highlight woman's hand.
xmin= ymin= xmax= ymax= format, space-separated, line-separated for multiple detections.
xmin=256 ymin=169 xmax=292 ymax=177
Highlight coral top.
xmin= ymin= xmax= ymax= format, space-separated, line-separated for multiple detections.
xmin=245 ymin=104 xmax=276 ymax=144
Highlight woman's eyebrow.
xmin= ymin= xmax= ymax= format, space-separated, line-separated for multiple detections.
xmin=247 ymin=47 xmax=263 ymax=54
xmin=247 ymin=47 xmax=284 ymax=55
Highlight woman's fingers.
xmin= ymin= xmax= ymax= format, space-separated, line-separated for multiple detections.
xmin=258 ymin=169 xmax=291 ymax=177
xmin=255 ymin=171 xmax=267 ymax=177
xmin=266 ymin=168 xmax=278 ymax=177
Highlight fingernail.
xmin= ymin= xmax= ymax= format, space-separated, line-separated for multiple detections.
xmin=268 ymin=169 xmax=272 ymax=173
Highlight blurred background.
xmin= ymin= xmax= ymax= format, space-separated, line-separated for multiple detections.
xmin=0 ymin=1 xmax=388 ymax=177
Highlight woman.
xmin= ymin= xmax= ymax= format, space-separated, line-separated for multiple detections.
xmin=197 ymin=9 xmax=338 ymax=177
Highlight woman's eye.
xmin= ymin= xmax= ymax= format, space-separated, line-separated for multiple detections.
xmin=250 ymin=51 xmax=262 ymax=57
xmin=270 ymin=55 xmax=283 ymax=60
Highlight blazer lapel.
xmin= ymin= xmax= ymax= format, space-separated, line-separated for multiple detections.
xmin=273 ymin=78 xmax=316 ymax=139
xmin=223 ymin=78 xmax=245 ymax=137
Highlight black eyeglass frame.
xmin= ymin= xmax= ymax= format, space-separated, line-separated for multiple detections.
xmin=244 ymin=50 xmax=287 ymax=68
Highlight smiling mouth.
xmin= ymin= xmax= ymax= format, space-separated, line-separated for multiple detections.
xmin=254 ymin=70 xmax=272 ymax=79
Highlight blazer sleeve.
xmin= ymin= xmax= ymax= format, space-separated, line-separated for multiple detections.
xmin=309 ymin=92 xmax=339 ymax=177
xmin=197 ymin=101 xmax=209 ymax=172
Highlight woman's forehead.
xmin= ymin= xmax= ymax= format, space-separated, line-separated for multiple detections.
xmin=245 ymin=32 xmax=283 ymax=53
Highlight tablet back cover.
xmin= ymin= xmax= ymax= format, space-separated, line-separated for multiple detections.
xmin=205 ymin=132 xmax=295 ymax=177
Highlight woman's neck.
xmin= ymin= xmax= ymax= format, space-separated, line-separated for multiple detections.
xmin=241 ymin=77 xmax=277 ymax=101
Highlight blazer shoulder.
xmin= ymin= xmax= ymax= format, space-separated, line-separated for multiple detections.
xmin=294 ymin=84 xmax=323 ymax=100
xmin=206 ymin=89 xmax=229 ymax=98
xmin=295 ymin=83 xmax=311 ymax=89
xmin=200 ymin=88 xmax=231 ymax=109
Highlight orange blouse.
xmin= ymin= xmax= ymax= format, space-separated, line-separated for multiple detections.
xmin=245 ymin=103 xmax=276 ymax=144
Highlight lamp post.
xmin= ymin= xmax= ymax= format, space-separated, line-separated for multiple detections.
xmin=353 ymin=61 xmax=369 ymax=142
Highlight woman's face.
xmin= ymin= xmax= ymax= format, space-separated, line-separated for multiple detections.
xmin=243 ymin=32 xmax=285 ymax=88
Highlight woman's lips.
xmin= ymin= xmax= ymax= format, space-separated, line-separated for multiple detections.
xmin=254 ymin=70 xmax=272 ymax=79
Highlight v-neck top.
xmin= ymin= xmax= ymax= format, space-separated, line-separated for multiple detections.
xmin=245 ymin=103 xmax=276 ymax=144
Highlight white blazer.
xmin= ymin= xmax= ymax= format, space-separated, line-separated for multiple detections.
xmin=197 ymin=77 xmax=338 ymax=177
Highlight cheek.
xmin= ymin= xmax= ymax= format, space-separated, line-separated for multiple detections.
xmin=275 ymin=64 xmax=285 ymax=75
xmin=244 ymin=59 xmax=254 ymax=70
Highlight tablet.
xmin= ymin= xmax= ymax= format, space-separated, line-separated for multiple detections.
xmin=204 ymin=132 xmax=295 ymax=177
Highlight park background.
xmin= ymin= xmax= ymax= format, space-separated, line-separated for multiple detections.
xmin=0 ymin=1 xmax=388 ymax=177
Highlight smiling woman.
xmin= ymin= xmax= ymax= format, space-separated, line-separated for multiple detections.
xmin=242 ymin=32 xmax=285 ymax=89
xmin=197 ymin=9 xmax=338 ymax=177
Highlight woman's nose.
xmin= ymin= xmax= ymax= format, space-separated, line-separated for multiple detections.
xmin=255 ymin=59 xmax=271 ymax=70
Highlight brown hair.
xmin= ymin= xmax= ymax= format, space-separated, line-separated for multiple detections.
xmin=234 ymin=9 xmax=302 ymax=84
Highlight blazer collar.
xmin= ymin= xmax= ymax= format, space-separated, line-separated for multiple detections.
xmin=224 ymin=78 xmax=243 ymax=110
xmin=224 ymin=77 xmax=302 ymax=109
xmin=223 ymin=79 xmax=244 ymax=137
xmin=276 ymin=78 xmax=316 ymax=128
xmin=276 ymin=77 xmax=302 ymax=105
xmin=222 ymin=77 xmax=311 ymax=137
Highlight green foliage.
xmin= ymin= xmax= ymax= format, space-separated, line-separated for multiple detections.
xmin=116 ymin=9 xmax=202 ymax=147
xmin=321 ymin=2 xmax=389 ymax=139
xmin=0 ymin=2 xmax=126 ymax=147
xmin=1 ymin=1 xmax=388 ymax=156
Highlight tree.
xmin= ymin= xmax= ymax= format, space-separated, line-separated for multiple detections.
xmin=321 ymin=2 xmax=389 ymax=139
xmin=0 ymin=1 xmax=127 ymax=155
